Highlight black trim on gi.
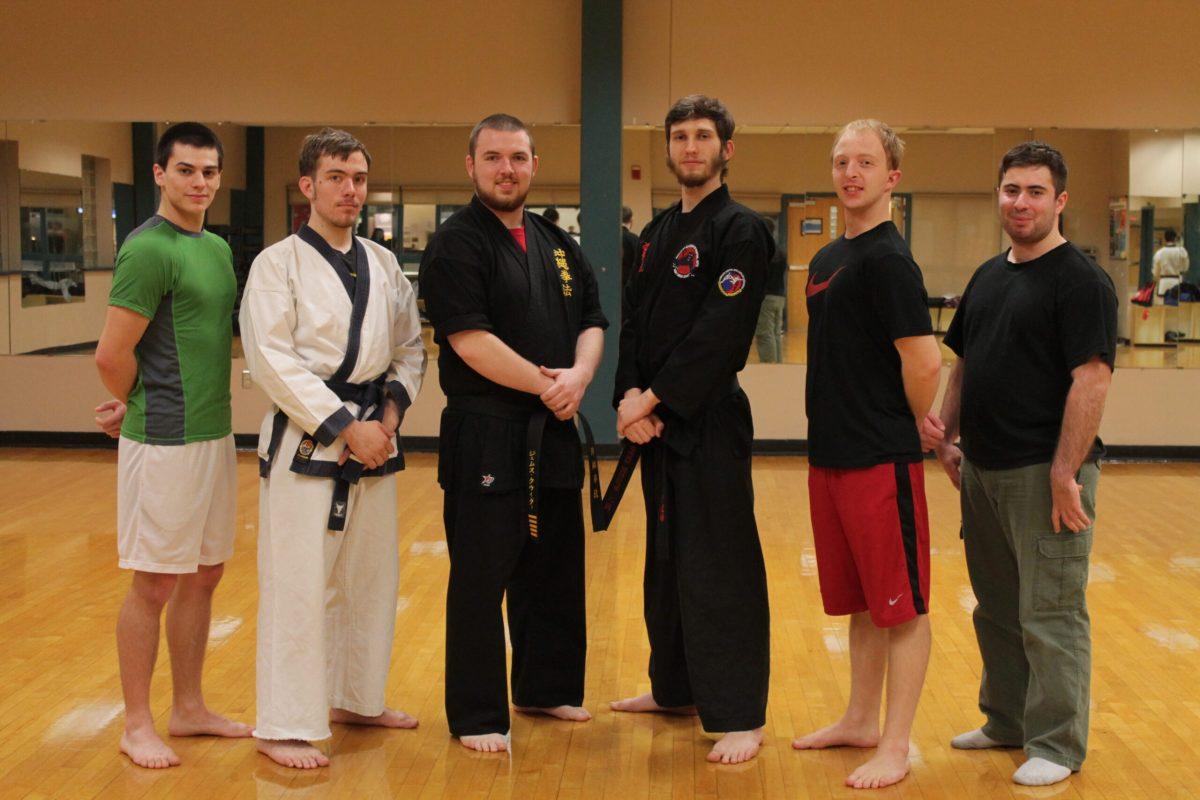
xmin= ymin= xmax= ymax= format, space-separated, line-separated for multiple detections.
xmin=893 ymin=462 xmax=927 ymax=614
xmin=386 ymin=380 xmax=412 ymax=412
xmin=314 ymin=406 xmax=354 ymax=447
xmin=258 ymin=409 xmax=290 ymax=477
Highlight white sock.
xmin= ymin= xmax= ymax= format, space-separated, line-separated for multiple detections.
xmin=950 ymin=728 xmax=1005 ymax=749
xmin=1013 ymin=757 xmax=1071 ymax=786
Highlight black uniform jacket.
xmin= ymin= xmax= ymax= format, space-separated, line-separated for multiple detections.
xmin=613 ymin=185 xmax=773 ymax=442
xmin=420 ymin=195 xmax=608 ymax=493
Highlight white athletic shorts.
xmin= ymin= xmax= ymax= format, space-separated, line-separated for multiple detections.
xmin=117 ymin=434 xmax=237 ymax=573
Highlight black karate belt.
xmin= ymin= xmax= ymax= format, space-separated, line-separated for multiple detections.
xmin=258 ymin=409 xmax=291 ymax=478
xmin=589 ymin=439 xmax=670 ymax=560
xmin=523 ymin=409 xmax=610 ymax=541
xmin=260 ymin=376 xmax=390 ymax=533
xmin=447 ymin=397 xmax=606 ymax=542
xmin=321 ymin=378 xmax=386 ymax=532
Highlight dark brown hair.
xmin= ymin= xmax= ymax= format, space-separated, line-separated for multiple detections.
xmin=156 ymin=122 xmax=223 ymax=170
xmin=999 ymin=141 xmax=1067 ymax=196
xmin=468 ymin=113 xmax=535 ymax=158
xmin=298 ymin=127 xmax=372 ymax=178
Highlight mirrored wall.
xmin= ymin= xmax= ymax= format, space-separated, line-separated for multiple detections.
xmin=2 ymin=122 xmax=1198 ymax=371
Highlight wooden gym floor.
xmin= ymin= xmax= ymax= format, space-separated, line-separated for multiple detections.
xmin=0 ymin=449 xmax=1198 ymax=799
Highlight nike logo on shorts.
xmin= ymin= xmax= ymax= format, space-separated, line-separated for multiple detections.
xmin=806 ymin=265 xmax=846 ymax=297
xmin=888 ymin=594 xmax=903 ymax=606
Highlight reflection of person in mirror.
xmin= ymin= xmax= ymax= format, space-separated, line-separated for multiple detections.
xmin=94 ymin=122 xmax=250 ymax=770
xmin=1152 ymin=227 xmax=1188 ymax=305
xmin=796 ymin=119 xmax=941 ymax=791
xmin=753 ymin=215 xmax=787 ymax=362
xmin=240 ymin=128 xmax=425 ymax=769
xmin=923 ymin=141 xmax=1117 ymax=788
xmin=612 ymin=94 xmax=773 ymax=767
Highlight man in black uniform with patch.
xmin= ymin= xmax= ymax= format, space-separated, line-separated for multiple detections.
xmin=419 ymin=114 xmax=608 ymax=754
xmin=611 ymin=94 xmax=773 ymax=765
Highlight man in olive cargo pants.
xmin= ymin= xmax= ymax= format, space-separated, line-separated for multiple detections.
xmin=921 ymin=142 xmax=1118 ymax=787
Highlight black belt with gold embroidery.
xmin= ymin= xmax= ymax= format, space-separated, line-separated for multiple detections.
xmin=447 ymin=396 xmax=611 ymax=541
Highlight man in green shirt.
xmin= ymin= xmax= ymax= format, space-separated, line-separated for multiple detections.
xmin=95 ymin=122 xmax=251 ymax=769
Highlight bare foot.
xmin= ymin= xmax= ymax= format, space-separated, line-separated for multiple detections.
xmin=609 ymin=693 xmax=697 ymax=715
xmin=460 ymin=733 xmax=508 ymax=753
xmin=168 ymin=707 xmax=253 ymax=738
xmin=792 ymin=718 xmax=880 ymax=750
xmin=256 ymin=738 xmax=330 ymax=769
xmin=330 ymin=707 xmax=418 ymax=729
xmin=119 ymin=726 xmax=181 ymax=769
xmin=514 ymin=705 xmax=592 ymax=721
xmin=845 ymin=744 xmax=910 ymax=789
xmin=706 ymin=729 xmax=764 ymax=764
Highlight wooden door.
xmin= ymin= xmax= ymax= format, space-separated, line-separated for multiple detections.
xmin=786 ymin=196 xmax=843 ymax=335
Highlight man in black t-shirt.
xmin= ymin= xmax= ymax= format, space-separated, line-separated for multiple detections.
xmin=794 ymin=120 xmax=943 ymax=791
xmin=924 ymin=142 xmax=1117 ymax=787
xmin=419 ymin=114 xmax=608 ymax=753
xmin=611 ymin=94 xmax=773 ymax=766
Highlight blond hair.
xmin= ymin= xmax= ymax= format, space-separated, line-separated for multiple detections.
xmin=831 ymin=119 xmax=905 ymax=170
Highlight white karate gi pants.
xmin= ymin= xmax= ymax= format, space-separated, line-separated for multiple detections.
xmin=254 ymin=420 xmax=399 ymax=741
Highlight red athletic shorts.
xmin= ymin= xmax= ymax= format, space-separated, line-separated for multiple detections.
xmin=808 ymin=462 xmax=930 ymax=628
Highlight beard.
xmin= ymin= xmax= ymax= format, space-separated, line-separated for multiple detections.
xmin=667 ymin=151 xmax=728 ymax=188
xmin=474 ymin=176 xmax=530 ymax=213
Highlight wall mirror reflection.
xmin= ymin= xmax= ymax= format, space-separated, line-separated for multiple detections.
xmin=19 ymin=169 xmax=85 ymax=306
xmin=2 ymin=122 xmax=1199 ymax=372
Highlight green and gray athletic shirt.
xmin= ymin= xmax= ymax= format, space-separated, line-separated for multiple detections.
xmin=108 ymin=215 xmax=236 ymax=444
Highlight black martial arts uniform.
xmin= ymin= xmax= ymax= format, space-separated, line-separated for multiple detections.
xmin=613 ymin=184 xmax=772 ymax=733
xmin=419 ymin=195 xmax=608 ymax=737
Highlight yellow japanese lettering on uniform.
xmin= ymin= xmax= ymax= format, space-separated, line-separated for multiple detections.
xmin=554 ymin=247 xmax=573 ymax=297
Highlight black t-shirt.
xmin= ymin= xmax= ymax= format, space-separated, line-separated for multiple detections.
xmin=765 ymin=248 xmax=787 ymax=297
xmin=613 ymin=185 xmax=774 ymax=421
xmin=419 ymin=196 xmax=608 ymax=490
xmin=805 ymin=221 xmax=933 ymax=468
xmin=944 ymin=241 xmax=1117 ymax=469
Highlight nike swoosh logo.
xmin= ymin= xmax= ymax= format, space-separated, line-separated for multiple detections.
xmin=807 ymin=265 xmax=846 ymax=297
xmin=887 ymin=595 xmax=902 ymax=606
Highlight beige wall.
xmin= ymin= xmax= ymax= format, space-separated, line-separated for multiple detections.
xmin=0 ymin=1 xmax=582 ymax=125
xmin=742 ymin=363 xmax=1200 ymax=448
xmin=624 ymin=0 xmax=1200 ymax=130
xmin=205 ymin=123 xmax=246 ymax=227
xmin=5 ymin=121 xmax=133 ymax=183
xmin=621 ymin=129 xmax=654 ymax=233
xmin=4 ymin=272 xmax=112 ymax=354
xmin=4 ymin=2 xmax=1199 ymax=131
xmin=3 ymin=355 xmax=1197 ymax=449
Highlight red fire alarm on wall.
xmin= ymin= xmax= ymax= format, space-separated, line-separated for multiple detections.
xmin=631 ymin=164 xmax=642 ymax=180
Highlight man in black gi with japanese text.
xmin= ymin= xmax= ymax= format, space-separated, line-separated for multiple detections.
xmin=611 ymin=95 xmax=773 ymax=765
xmin=419 ymin=113 xmax=608 ymax=753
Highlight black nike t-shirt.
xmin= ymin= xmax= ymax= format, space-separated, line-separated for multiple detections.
xmin=805 ymin=221 xmax=933 ymax=468
xmin=944 ymin=241 xmax=1117 ymax=469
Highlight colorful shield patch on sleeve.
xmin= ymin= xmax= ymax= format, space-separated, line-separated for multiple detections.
xmin=718 ymin=268 xmax=746 ymax=297
xmin=672 ymin=244 xmax=700 ymax=278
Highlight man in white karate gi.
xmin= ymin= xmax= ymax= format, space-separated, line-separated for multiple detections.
xmin=240 ymin=127 xmax=425 ymax=769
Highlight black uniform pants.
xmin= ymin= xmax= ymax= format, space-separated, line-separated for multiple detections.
xmin=443 ymin=487 xmax=587 ymax=736
xmin=639 ymin=393 xmax=771 ymax=732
